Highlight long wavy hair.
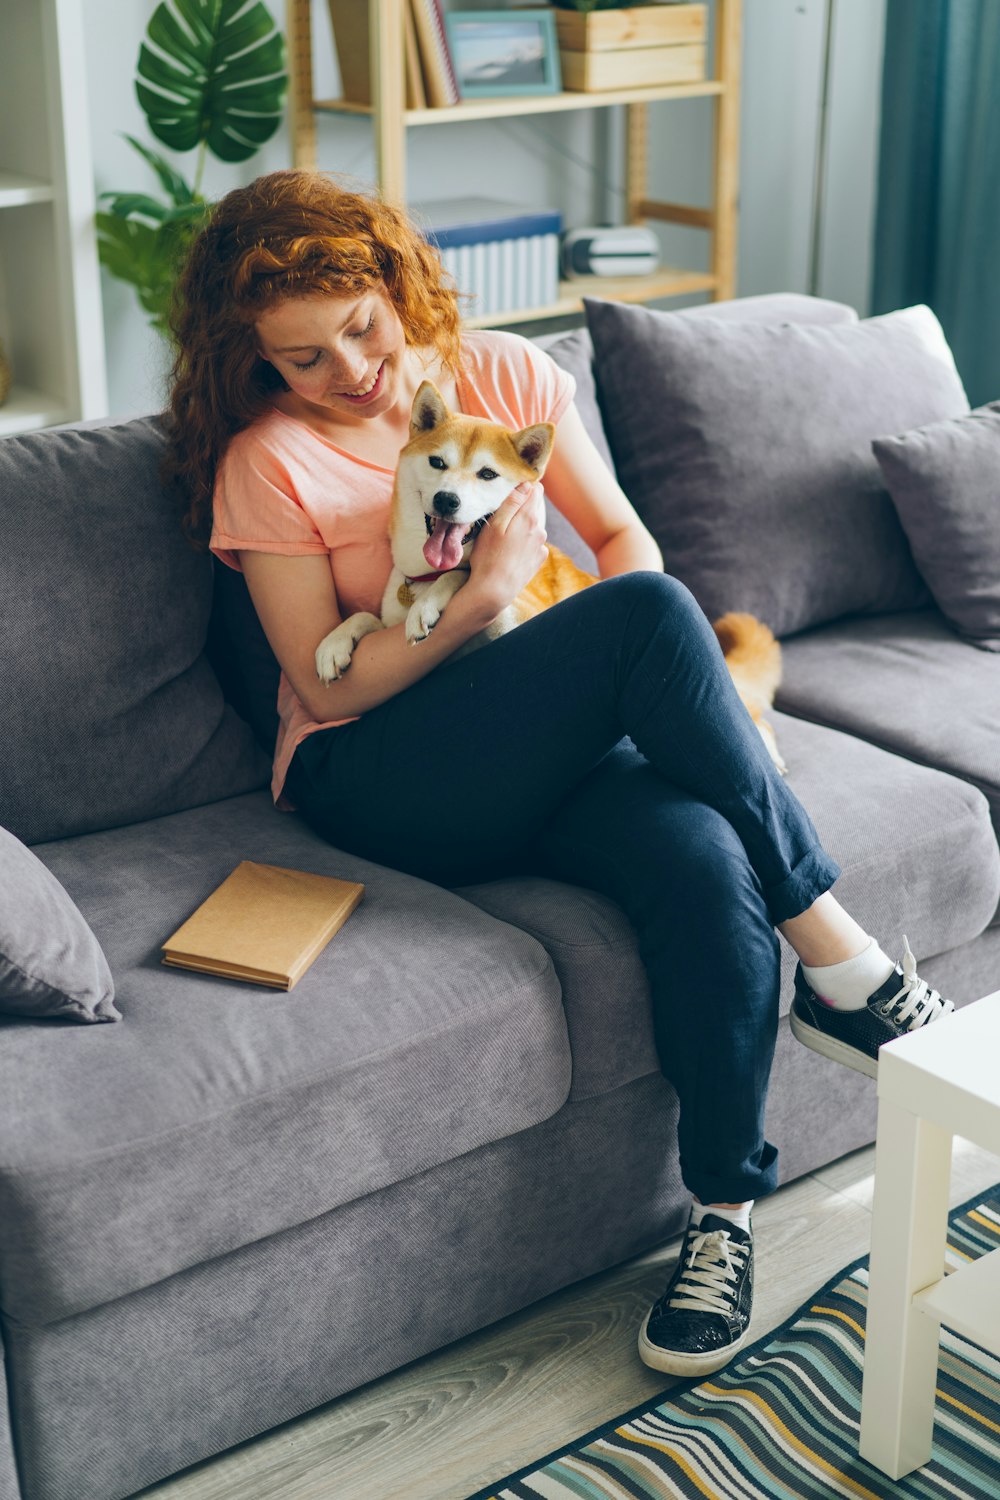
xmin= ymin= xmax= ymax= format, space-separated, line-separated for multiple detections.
xmin=164 ymin=170 xmax=463 ymax=546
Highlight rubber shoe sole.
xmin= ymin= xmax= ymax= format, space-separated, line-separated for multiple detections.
xmin=789 ymin=998 xmax=879 ymax=1080
xmin=637 ymin=1310 xmax=751 ymax=1376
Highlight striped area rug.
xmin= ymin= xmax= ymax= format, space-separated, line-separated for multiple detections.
xmin=467 ymin=1186 xmax=1000 ymax=1500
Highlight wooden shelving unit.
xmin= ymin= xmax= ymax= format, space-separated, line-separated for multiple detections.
xmin=286 ymin=0 xmax=741 ymax=326
xmin=0 ymin=0 xmax=107 ymax=437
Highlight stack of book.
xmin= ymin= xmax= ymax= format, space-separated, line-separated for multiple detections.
xmin=328 ymin=0 xmax=459 ymax=109
xmin=413 ymin=197 xmax=563 ymax=318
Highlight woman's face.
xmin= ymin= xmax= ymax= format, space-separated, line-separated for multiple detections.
xmin=255 ymin=286 xmax=408 ymax=421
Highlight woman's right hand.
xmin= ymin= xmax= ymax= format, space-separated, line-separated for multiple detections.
xmin=466 ymin=481 xmax=548 ymax=620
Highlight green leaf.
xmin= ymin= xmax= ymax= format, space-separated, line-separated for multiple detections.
xmin=96 ymin=199 xmax=207 ymax=335
xmin=121 ymin=134 xmax=196 ymax=205
xmin=100 ymin=192 xmax=172 ymax=222
xmin=137 ymin=0 xmax=287 ymax=163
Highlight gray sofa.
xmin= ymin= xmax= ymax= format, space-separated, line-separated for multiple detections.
xmin=1 ymin=291 xmax=998 ymax=1500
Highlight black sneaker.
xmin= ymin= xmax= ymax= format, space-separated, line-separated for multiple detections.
xmin=790 ymin=935 xmax=955 ymax=1080
xmin=638 ymin=1213 xmax=753 ymax=1377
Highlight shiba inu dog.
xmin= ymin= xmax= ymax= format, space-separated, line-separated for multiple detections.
xmin=315 ymin=381 xmax=786 ymax=772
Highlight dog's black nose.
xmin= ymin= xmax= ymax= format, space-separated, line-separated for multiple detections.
xmin=432 ymin=491 xmax=460 ymax=517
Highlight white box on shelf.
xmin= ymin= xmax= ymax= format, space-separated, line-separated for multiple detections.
xmin=413 ymin=197 xmax=562 ymax=319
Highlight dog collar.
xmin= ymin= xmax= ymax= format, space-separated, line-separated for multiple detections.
xmin=406 ymin=570 xmax=452 ymax=583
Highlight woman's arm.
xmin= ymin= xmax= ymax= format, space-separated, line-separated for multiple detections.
xmin=239 ymin=550 xmax=501 ymax=723
xmin=542 ymin=400 xmax=664 ymax=577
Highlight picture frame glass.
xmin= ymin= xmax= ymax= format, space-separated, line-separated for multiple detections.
xmin=445 ymin=11 xmax=561 ymax=98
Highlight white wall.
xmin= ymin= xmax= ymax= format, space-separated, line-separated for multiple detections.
xmin=85 ymin=0 xmax=886 ymax=418
xmin=737 ymin=0 xmax=886 ymax=309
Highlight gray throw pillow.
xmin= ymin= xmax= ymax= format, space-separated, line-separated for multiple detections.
xmin=873 ymin=403 xmax=1000 ymax=651
xmin=0 ymin=826 xmax=120 ymax=1022
xmin=584 ymin=299 xmax=970 ymax=637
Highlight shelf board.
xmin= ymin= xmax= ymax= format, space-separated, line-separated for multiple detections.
xmin=0 ymin=385 xmax=70 ymax=438
xmin=0 ymin=171 xmax=55 ymax=208
xmin=314 ymin=79 xmax=725 ymax=126
xmin=461 ymin=268 xmax=718 ymax=329
xmin=913 ymin=1250 xmax=1000 ymax=1358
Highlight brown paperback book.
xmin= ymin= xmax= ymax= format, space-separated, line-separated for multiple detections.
xmin=162 ymin=862 xmax=365 ymax=991
xmin=327 ymin=0 xmax=426 ymax=109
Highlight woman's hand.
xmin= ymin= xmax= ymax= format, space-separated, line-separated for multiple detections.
xmin=466 ymin=480 xmax=548 ymax=620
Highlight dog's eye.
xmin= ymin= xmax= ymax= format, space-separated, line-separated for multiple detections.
xmin=428 ymin=455 xmax=447 ymax=471
xmin=478 ymin=467 xmax=498 ymax=481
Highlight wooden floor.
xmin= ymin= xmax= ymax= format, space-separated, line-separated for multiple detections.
xmin=135 ymin=1138 xmax=1000 ymax=1500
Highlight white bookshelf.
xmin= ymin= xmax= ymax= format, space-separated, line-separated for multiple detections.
xmin=0 ymin=0 xmax=108 ymax=437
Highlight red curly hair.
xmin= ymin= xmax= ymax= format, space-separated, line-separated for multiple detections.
xmin=164 ymin=170 xmax=463 ymax=545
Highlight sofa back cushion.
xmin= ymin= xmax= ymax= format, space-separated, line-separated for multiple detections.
xmin=584 ymin=300 xmax=970 ymax=637
xmin=536 ymin=293 xmax=860 ymax=578
xmin=0 ymin=417 xmax=269 ymax=844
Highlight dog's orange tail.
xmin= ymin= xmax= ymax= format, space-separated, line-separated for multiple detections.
xmin=713 ymin=611 xmax=782 ymax=706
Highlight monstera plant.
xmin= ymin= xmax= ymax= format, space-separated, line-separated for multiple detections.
xmin=97 ymin=0 xmax=287 ymax=335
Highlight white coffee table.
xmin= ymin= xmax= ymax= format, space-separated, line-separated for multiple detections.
xmin=858 ymin=989 xmax=1000 ymax=1479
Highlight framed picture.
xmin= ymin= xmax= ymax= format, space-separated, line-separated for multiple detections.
xmin=444 ymin=10 xmax=562 ymax=99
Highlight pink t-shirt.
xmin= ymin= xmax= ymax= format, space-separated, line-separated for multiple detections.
xmin=210 ymin=329 xmax=576 ymax=806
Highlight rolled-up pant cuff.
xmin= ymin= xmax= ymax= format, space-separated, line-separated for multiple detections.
xmin=764 ymin=847 xmax=842 ymax=926
xmin=682 ymin=1142 xmax=780 ymax=1207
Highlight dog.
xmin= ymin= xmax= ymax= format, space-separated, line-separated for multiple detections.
xmin=315 ymin=381 xmax=786 ymax=773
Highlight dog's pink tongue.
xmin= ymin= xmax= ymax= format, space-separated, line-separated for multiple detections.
xmin=423 ymin=518 xmax=466 ymax=571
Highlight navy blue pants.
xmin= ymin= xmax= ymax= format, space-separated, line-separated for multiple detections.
xmin=286 ymin=572 xmax=842 ymax=1204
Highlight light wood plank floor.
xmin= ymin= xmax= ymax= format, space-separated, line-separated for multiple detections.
xmin=135 ymin=1138 xmax=999 ymax=1500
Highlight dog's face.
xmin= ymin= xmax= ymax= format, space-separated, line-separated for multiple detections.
xmin=393 ymin=381 xmax=555 ymax=574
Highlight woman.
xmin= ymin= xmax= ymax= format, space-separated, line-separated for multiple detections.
xmin=165 ymin=170 xmax=954 ymax=1378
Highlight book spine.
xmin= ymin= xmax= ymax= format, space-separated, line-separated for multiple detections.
xmin=431 ymin=0 xmax=460 ymax=102
xmin=404 ymin=0 xmax=426 ymax=109
xmin=411 ymin=0 xmax=458 ymax=108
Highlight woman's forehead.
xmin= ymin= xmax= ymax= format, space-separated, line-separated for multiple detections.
xmin=256 ymin=287 xmax=380 ymax=341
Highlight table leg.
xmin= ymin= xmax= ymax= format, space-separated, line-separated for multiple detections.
xmin=859 ymin=1097 xmax=952 ymax=1478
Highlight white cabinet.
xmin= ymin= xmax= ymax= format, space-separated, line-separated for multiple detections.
xmin=0 ymin=0 xmax=107 ymax=436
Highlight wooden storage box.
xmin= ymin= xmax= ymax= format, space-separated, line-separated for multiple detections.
xmin=555 ymin=3 xmax=707 ymax=92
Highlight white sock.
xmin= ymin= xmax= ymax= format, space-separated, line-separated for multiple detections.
xmin=801 ymin=936 xmax=896 ymax=1010
xmin=691 ymin=1199 xmax=753 ymax=1234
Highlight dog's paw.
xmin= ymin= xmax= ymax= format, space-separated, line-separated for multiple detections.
xmin=315 ymin=613 xmax=383 ymax=683
xmin=315 ymin=627 xmax=355 ymax=684
xmin=406 ymin=596 xmax=442 ymax=644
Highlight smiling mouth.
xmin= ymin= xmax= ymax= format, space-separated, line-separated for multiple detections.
xmin=337 ymin=362 xmax=384 ymax=400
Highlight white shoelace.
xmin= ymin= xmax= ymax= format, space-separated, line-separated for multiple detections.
xmin=667 ymin=1229 xmax=748 ymax=1316
xmin=883 ymin=935 xmax=955 ymax=1032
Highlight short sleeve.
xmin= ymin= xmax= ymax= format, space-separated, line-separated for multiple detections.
xmin=210 ymin=429 xmax=330 ymax=572
xmin=459 ymin=330 xmax=577 ymax=433
xmin=513 ymin=334 xmax=577 ymax=427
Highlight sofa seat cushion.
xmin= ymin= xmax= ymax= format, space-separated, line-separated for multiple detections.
xmin=454 ymin=708 xmax=999 ymax=1101
xmin=0 ymin=793 xmax=569 ymax=1327
xmin=776 ymin=611 xmax=1000 ymax=880
xmin=769 ymin=708 xmax=1000 ymax=947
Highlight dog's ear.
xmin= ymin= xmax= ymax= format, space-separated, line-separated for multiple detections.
xmin=410 ymin=381 xmax=450 ymax=436
xmin=512 ymin=422 xmax=555 ymax=477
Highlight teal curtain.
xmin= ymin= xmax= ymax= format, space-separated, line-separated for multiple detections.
xmin=872 ymin=0 xmax=1000 ymax=406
